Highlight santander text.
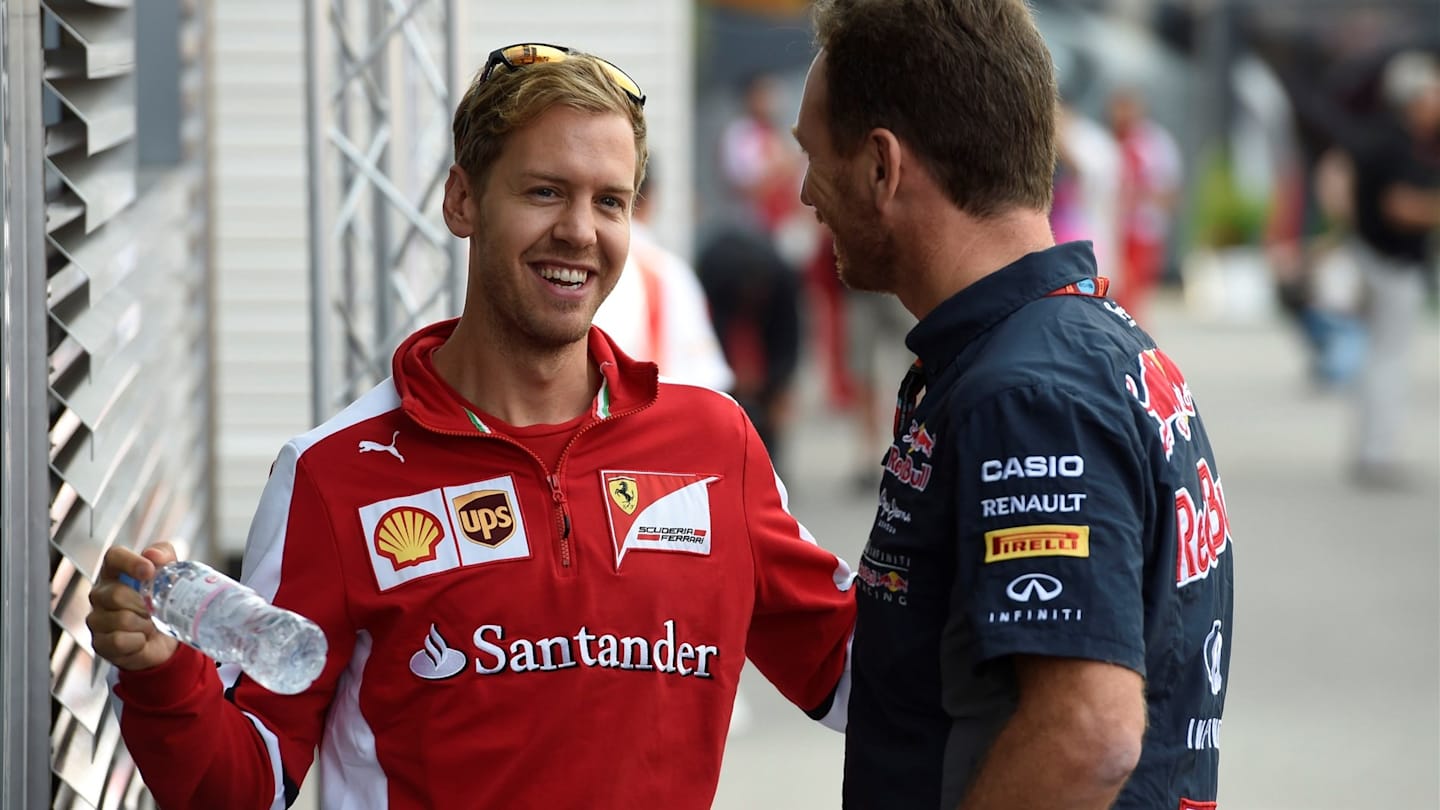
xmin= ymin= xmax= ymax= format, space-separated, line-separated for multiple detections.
xmin=473 ymin=620 xmax=718 ymax=678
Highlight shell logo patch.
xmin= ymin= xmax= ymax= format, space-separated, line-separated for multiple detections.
xmin=375 ymin=507 xmax=444 ymax=568
xmin=358 ymin=475 xmax=531 ymax=591
xmin=600 ymin=470 xmax=720 ymax=569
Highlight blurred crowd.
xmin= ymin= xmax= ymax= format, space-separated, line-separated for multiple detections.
xmin=600 ymin=9 xmax=1438 ymax=493
xmin=1266 ymin=47 xmax=1440 ymax=486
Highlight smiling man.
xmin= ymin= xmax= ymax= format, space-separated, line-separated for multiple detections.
xmin=793 ymin=2 xmax=1235 ymax=809
xmin=87 ymin=44 xmax=856 ymax=810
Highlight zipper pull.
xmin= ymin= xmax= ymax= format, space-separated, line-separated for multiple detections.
xmin=547 ymin=474 xmax=572 ymax=540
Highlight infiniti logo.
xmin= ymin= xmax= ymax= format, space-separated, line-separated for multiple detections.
xmin=1005 ymin=573 xmax=1063 ymax=603
xmin=1204 ymin=620 xmax=1224 ymax=695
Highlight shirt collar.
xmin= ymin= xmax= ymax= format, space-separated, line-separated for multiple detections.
xmin=904 ymin=241 xmax=1098 ymax=377
xmin=394 ymin=319 xmax=656 ymax=436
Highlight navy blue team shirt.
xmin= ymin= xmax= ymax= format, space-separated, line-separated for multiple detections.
xmin=843 ymin=242 xmax=1234 ymax=810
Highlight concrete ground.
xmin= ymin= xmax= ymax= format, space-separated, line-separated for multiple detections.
xmin=713 ymin=294 xmax=1440 ymax=810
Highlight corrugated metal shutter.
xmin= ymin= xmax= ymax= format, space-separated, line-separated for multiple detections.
xmin=42 ymin=0 xmax=213 ymax=806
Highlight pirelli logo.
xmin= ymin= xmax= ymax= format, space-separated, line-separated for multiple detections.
xmin=985 ymin=524 xmax=1090 ymax=563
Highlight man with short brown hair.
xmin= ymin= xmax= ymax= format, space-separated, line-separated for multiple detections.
xmin=796 ymin=2 xmax=1234 ymax=808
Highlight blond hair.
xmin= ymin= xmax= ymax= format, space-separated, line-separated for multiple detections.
xmin=452 ymin=53 xmax=648 ymax=191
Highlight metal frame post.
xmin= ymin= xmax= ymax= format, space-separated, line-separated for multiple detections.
xmin=303 ymin=0 xmax=462 ymax=424
xmin=2 ymin=0 xmax=56 ymax=805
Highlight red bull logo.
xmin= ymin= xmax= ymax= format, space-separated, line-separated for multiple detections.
xmin=901 ymin=421 xmax=937 ymax=458
xmin=1125 ymin=348 xmax=1196 ymax=459
xmin=884 ymin=446 xmax=933 ymax=491
xmin=858 ymin=565 xmax=910 ymax=594
xmin=1174 ymin=457 xmax=1232 ymax=587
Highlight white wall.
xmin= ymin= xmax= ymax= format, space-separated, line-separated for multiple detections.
xmin=212 ymin=0 xmax=313 ymax=553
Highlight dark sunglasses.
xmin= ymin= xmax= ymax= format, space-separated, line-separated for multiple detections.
xmin=479 ymin=43 xmax=646 ymax=108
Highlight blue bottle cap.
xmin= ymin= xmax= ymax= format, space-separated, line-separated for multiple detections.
xmin=119 ymin=574 xmax=141 ymax=591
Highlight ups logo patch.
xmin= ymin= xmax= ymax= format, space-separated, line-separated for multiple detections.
xmin=453 ymin=489 xmax=515 ymax=547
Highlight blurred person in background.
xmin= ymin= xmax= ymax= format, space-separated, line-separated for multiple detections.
xmin=86 ymin=43 xmax=855 ymax=810
xmin=1053 ymin=100 xmax=1122 ymax=274
xmin=844 ymin=286 xmax=916 ymax=493
xmin=1109 ymin=86 xmax=1184 ymax=323
xmin=696 ymin=223 xmax=803 ymax=469
xmin=805 ymin=227 xmax=860 ymax=413
xmin=821 ymin=229 xmax=917 ymax=492
xmin=1269 ymin=145 xmax=1369 ymax=388
xmin=796 ymin=1 xmax=1234 ymax=808
xmin=593 ymin=162 xmax=735 ymax=391
xmin=721 ymin=71 xmax=807 ymax=238
xmin=706 ymin=69 xmax=814 ymax=469
xmin=1344 ymin=49 xmax=1440 ymax=487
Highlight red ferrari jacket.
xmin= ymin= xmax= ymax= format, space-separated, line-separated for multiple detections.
xmin=112 ymin=320 xmax=856 ymax=810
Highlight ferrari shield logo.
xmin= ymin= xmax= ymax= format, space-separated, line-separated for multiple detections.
xmin=608 ymin=476 xmax=639 ymax=515
xmin=599 ymin=470 xmax=720 ymax=569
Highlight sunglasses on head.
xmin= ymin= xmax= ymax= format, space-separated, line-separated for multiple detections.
xmin=480 ymin=43 xmax=646 ymax=108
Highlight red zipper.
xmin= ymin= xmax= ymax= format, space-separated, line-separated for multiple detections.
xmin=545 ymin=397 xmax=655 ymax=571
xmin=423 ymin=394 xmax=656 ymax=574
xmin=417 ymin=425 xmax=572 ymax=569
xmin=547 ymin=473 xmax=572 ymax=568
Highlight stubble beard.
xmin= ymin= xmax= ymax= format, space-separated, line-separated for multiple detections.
xmin=471 ymin=240 xmax=607 ymax=355
xmin=821 ymin=172 xmax=898 ymax=294
xmin=834 ymin=222 xmax=898 ymax=294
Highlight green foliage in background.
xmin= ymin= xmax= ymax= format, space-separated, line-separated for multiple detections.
xmin=1189 ymin=146 xmax=1270 ymax=249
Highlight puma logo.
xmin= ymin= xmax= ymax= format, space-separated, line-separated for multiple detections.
xmin=358 ymin=431 xmax=405 ymax=463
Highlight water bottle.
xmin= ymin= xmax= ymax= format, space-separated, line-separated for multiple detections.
xmin=120 ymin=560 xmax=328 ymax=695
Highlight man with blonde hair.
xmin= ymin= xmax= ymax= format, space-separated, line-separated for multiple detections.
xmin=88 ymin=43 xmax=854 ymax=809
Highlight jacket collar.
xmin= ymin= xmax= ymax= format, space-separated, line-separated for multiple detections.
xmin=393 ymin=319 xmax=659 ymax=435
xmin=904 ymin=242 xmax=1098 ymax=379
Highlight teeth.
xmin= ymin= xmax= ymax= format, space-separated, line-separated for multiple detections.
xmin=538 ymin=266 xmax=586 ymax=286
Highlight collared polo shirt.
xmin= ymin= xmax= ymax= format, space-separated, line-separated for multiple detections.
xmin=843 ymin=242 xmax=1233 ymax=810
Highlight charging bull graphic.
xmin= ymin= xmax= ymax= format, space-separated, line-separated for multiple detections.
xmin=1125 ymin=348 xmax=1196 ymax=459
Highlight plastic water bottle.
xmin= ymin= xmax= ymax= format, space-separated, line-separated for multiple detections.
xmin=120 ymin=560 xmax=328 ymax=695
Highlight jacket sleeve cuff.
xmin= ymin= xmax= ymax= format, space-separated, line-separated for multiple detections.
xmin=114 ymin=645 xmax=218 ymax=710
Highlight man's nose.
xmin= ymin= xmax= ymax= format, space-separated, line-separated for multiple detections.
xmin=553 ymin=201 xmax=598 ymax=248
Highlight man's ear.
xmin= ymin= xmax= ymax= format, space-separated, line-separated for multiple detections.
xmin=443 ymin=164 xmax=476 ymax=238
xmin=864 ymin=128 xmax=904 ymax=213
